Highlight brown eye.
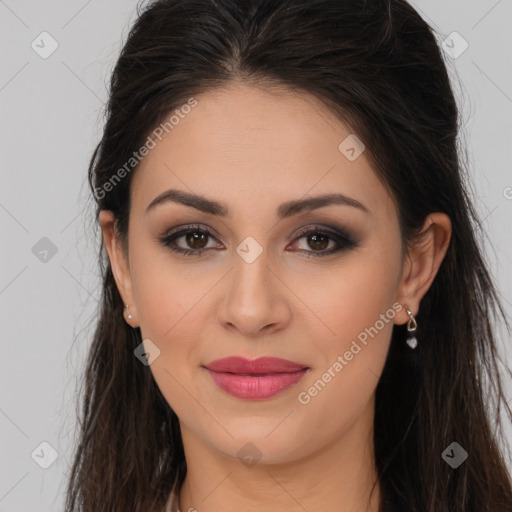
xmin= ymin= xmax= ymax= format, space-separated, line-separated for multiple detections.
xmin=289 ymin=226 xmax=357 ymax=258
xmin=157 ymin=224 xmax=219 ymax=256
xmin=185 ymin=231 xmax=209 ymax=249
xmin=304 ymin=232 xmax=330 ymax=251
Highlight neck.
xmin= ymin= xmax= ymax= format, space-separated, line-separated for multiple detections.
xmin=177 ymin=399 xmax=381 ymax=512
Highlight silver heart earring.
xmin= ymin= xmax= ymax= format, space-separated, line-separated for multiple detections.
xmin=405 ymin=306 xmax=418 ymax=349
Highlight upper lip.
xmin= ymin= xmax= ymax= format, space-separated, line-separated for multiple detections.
xmin=204 ymin=356 xmax=309 ymax=374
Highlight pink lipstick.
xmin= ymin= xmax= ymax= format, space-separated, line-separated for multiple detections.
xmin=204 ymin=356 xmax=310 ymax=400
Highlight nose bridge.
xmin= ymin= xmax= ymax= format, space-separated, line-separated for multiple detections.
xmin=219 ymin=238 xmax=289 ymax=334
xmin=230 ymin=239 xmax=274 ymax=306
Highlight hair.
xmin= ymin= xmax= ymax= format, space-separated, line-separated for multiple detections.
xmin=65 ymin=0 xmax=512 ymax=511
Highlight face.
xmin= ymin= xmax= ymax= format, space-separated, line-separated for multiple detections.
xmin=101 ymin=81 xmax=437 ymax=465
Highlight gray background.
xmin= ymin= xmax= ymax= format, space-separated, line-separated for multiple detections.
xmin=0 ymin=0 xmax=511 ymax=510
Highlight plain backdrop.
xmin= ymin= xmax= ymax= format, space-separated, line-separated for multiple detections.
xmin=1 ymin=1 xmax=511 ymax=510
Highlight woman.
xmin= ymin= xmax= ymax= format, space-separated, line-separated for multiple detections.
xmin=65 ymin=0 xmax=512 ymax=511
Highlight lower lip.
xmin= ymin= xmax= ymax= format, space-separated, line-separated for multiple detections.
xmin=206 ymin=368 xmax=310 ymax=400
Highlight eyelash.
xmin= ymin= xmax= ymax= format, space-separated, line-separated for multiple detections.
xmin=157 ymin=224 xmax=357 ymax=259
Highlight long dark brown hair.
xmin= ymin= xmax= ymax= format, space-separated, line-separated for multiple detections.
xmin=65 ymin=1 xmax=512 ymax=510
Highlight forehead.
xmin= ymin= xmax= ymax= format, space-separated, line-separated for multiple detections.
xmin=130 ymin=82 xmax=390 ymax=220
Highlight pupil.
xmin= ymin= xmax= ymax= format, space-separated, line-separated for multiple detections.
xmin=187 ymin=232 xmax=207 ymax=249
xmin=309 ymin=233 xmax=328 ymax=250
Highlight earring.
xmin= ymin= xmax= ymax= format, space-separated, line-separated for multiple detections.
xmin=405 ymin=307 xmax=418 ymax=349
xmin=124 ymin=304 xmax=133 ymax=320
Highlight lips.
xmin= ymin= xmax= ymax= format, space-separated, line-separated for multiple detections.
xmin=205 ymin=356 xmax=309 ymax=374
xmin=203 ymin=356 xmax=310 ymax=400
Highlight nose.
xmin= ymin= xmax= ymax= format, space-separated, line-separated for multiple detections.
xmin=216 ymin=250 xmax=292 ymax=338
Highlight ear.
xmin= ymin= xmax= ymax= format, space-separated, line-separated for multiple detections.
xmin=99 ymin=210 xmax=139 ymax=327
xmin=395 ymin=212 xmax=452 ymax=325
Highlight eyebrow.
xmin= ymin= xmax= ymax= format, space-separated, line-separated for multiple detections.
xmin=145 ymin=188 xmax=370 ymax=218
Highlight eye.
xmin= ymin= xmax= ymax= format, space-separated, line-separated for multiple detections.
xmin=288 ymin=226 xmax=357 ymax=258
xmin=157 ymin=224 xmax=358 ymax=258
xmin=157 ymin=224 xmax=220 ymax=256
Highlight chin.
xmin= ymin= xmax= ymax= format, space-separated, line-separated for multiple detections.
xmin=203 ymin=421 xmax=311 ymax=465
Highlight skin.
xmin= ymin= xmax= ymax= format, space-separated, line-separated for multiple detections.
xmin=100 ymin=81 xmax=452 ymax=512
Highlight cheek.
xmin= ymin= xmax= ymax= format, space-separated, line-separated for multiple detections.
xmin=291 ymin=247 xmax=401 ymax=416
xmin=130 ymin=257 xmax=210 ymax=416
xmin=129 ymin=231 xmax=206 ymax=339
xmin=294 ymin=249 xmax=401 ymax=354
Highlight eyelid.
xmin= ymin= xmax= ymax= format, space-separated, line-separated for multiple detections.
xmin=157 ymin=223 xmax=222 ymax=247
xmin=292 ymin=222 xmax=357 ymax=243
xmin=158 ymin=222 xmax=355 ymax=244
xmin=157 ymin=223 xmax=221 ymax=242
xmin=157 ymin=221 xmax=358 ymax=258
